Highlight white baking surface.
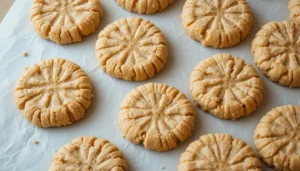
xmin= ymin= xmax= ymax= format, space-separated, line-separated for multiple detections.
xmin=0 ymin=0 xmax=297 ymax=170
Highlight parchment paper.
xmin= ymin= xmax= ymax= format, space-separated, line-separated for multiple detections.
xmin=0 ymin=0 xmax=296 ymax=170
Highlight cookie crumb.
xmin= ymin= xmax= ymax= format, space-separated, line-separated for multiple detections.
xmin=23 ymin=52 xmax=28 ymax=57
xmin=161 ymin=166 xmax=165 ymax=169
xmin=34 ymin=140 xmax=39 ymax=144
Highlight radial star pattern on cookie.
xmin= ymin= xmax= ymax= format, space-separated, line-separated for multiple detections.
xmin=119 ymin=83 xmax=196 ymax=152
xmin=190 ymin=54 xmax=263 ymax=120
xmin=49 ymin=136 xmax=128 ymax=171
xmin=14 ymin=58 xmax=92 ymax=127
xmin=181 ymin=0 xmax=252 ymax=48
xmin=115 ymin=0 xmax=174 ymax=14
xmin=30 ymin=0 xmax=103 ymax=44
xmin=289 ymin=0 xmax=300 ymax=23
xmin=252 ymin=20 xmax=300 ymax=87
xmin=254 ymin=105 xmax=300 ymax=171
xmin=178 ymin=134 xmax=262 ymax=171
xmin=95 ymin=17 xmax=168 ymax=81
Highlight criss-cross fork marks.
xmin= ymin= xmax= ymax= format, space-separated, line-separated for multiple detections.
xmin=49 ymin=137 xmax=128 ymax=171
xmin=179 ymin=134 xmax=262 ymax=171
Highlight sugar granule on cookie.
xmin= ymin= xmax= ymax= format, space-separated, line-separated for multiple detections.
xmin=96 ymin=17 xmax=168 ymax=81
xmin=119 ymin=83 xmax=196 ymax=152
xmin=30 ymin=0 xmax=102 ymax=44
xmin=254 ymin=105 xmax=300 ymax=171
xmin=115 ymin=0 xmax=174 ymax=14
xmin=190 ymin=54 xmax=263 ymax=120
xmin=49 ymin=136 xmax=128 ymax=171
xmin=252 ymin=20 xmax=300 ymax=87
xmin=181 ymin=0 xmax=252 ymax=48
xmin=14 ymin=58 xmax=93 ymax=127
xmin=178 ymin=134 xmax=262 ymax=171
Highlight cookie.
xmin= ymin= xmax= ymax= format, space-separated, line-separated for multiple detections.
xmin=289 ymin=0 xmax=300 ymax=23
xmin=179 ymin=134 xmax=262 ymax=171
xmin=252 ymin=20 xmax=300 ymax=87
xmin=119 ymin=83 xmax=195 ymax=152
xmin=254 ymin=105 xmax=300 ymax=171
xmin=14 ymin=58 xmax=92 ymax=127
xmin=30 ymin=0 xmax=102 ymax=44
xmin=95 ymin=17 xmax=168 ymax=81
xmin=190 ymin=54 xmax=263 ymax=120
xmin=115 ymin=0 xmax=174 ymax=14
xmin=181 ymin=0 xmax=252 ymax=48
xmin=49 ymin=136 xmax=128 ymax=171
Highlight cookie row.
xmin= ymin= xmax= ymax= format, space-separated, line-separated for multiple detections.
xmin=47 ymin=104 xmax=300 ymax=171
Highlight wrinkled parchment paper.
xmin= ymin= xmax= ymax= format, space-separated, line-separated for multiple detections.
xmin=0 ymin=0 xmax=296 ymax=170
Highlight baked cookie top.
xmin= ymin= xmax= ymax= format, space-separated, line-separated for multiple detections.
xmin=289 ymin=0 xmax=300 ymax=22
xmin=14 ymin=58 xmax=92 ymax=127
xmin=49 ymin=136 xmax=128 ymax=171
xmin=181 ymin=0 xmax=252 ymax=48
xmin=115 ymin=0 xmax=174 ymax=14
xmin=95 ymin=17 xmax=168 ymax=81
xmin=254 ymin=105 xmax=300 ymax=171
xmin=252 ymin=20 xmax=300 ymax=87
xmin=119 ymin=83 xmax=196 ymax=152
xmin=178 ymin=134 xmax=262 ymax=171
xmin=30 ymin=0 xmax=102 ymax=44
xmin=190 ymin=54 xmax=263 ymax=120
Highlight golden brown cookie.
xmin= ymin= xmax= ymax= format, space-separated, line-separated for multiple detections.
xmin=254 ymin=105 xmax=300 ymax=171
xmin=49 ymin=136 xmax=128 ymax=171
xmin=289 ymin=0 xmax=300 ymax=23
xmin=119 ymin=83 xmax=196 ymax=152
xmin=14 ymin=58 xmax=92 ymax=127
xmin=95 ymin=17 xmax=168 ymax=81
xmin=190 ymin=54 xmax=263 ymax=120
xmin=179 ymin=134 xmax=262 ymax=171
xmin=181 ymin=0 xmax=252 ymax=48
xmin=252 ymin=20 xmax=300 ymax=87
xmin=30 ymin=0 xmax=103 ymax=44
xmin=115 ymin=0 xmax=174 ymax=14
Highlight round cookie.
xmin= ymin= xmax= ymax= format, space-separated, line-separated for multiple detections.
xmin=115 ymin=0 xmax=174 ymax=14
xmin=95 ymin=17 xmax=168 ymax=81
xmin=254 ymin=105 xmax=300 ymax=171
xmin=30 ymin=0 xmax=102 ymax=44
xmin=14 ymin=58 xmax=92 ymax=127
xmin=49 ymin=136 xmax=128 ymax=171
xmin=190 ymin=54 xmax=263 ymax=120
xmin=252 ymin=20 xmax=300 ymax=87
xmin=181 ymin=0 xmax=252 ymax=48
xmin=119 ymin=83 xmax=196 ymax=152
xmin=289 ymin=0 xmax=300 ymax=22
xmin=178 ymin=134 xmax=262 ymax=171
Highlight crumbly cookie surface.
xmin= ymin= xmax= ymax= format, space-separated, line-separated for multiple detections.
xmin=181 ymin=0 xmax=252 ymax=48
xmin=14 ymin=58 xmax=92 ymax=127
xmin=115 ymin=0 xmax=174 ymax=14
xmin=119 ymin=83 xmax=195 ymax=152
xmin=252 ymin=20 xmax=300 ymax=87
xmin=289 ymin=0 xmax=300 ymax=22
xmin=30 ymin=0 xmax=102 ymax=44
xmin=95 ymin=17 xmax=168 ymax=81
xmin=178 ymin=134 xmax=262 ymax=171
xmin=190 ymin=54 xmax=263 ymax=120
xmin=49 ymin=136 xmax=128 ymax=171
xmin=254 ymin=105 xmax=300 ymax=171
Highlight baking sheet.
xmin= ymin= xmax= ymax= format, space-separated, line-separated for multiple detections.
xmin=0 ymin=0 xmax=296 ymax=170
